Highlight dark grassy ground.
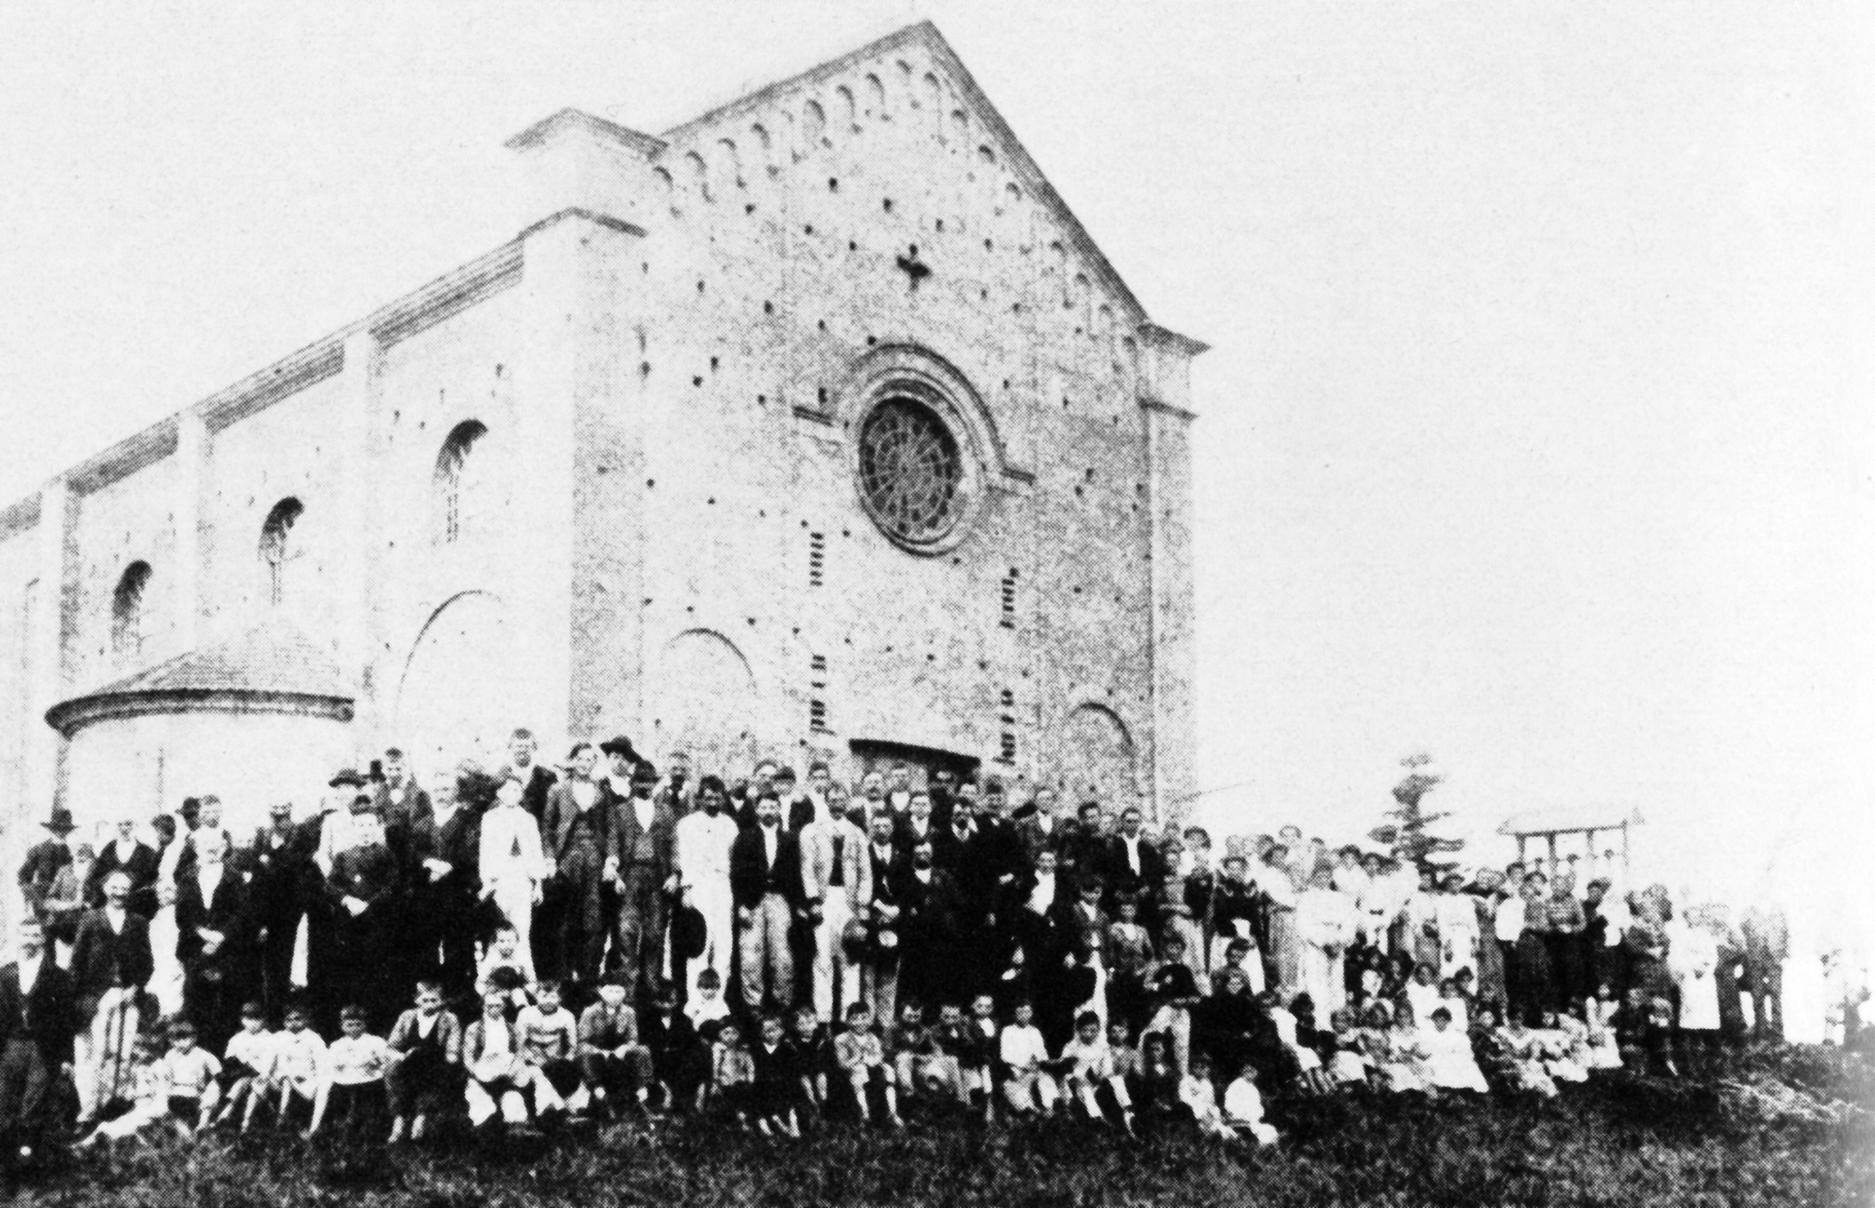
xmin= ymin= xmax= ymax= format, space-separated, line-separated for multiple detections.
xmin=10 ymin=1047 xmax=1871 ymax=1208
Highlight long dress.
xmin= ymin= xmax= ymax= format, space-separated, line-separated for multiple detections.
xmin=1669 ymin=925 xmax=1720 ymax=1033
xmin=1713 ymin=929 xmax=1748 ymax=1042
xmin=1471 ymin=892 xmax=1507 ymax=1012
xmin=1434 ymin=891 xmax=1480 ymax=985
xmin=1297 ymin=886 xmax=1354 ymax=1017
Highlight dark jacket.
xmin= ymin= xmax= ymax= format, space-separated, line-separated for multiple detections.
xmin=609 ymin=794 xmax=676 ymax=879
xmin=174 ymin=865 xmax=254 ymax=964
xmin=0 ymin=958 xmax=76 ymax=1063
xmin=729 ymin=826 xmax=807 ymax=911
xmin=1100 ymin=834 xmax=1164 ymax=897
xmin=69 ymin=907 xmax=154 ymax=1010
xmin=87 ymin=840 xmax=160 ymax=915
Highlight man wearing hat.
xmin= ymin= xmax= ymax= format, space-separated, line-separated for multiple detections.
xmin=17 ymin=809 xmax=75 ymax=925
xmin=800 ymin=791 xmax=872 ymax=1027
xmin=607 ymin=757 xmax=677 ymax=998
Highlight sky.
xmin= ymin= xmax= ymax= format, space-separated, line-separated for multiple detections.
xmin=1 ymin=2 xmax=1870 ymax=956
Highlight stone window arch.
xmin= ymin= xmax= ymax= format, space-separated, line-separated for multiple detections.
xmin=258 ymin=498 xmax=303 ymax=607
xmin=111 ymin=560 xmax=152 ymax=661
xmin=433 ymin=420 xmax=489 ymax=546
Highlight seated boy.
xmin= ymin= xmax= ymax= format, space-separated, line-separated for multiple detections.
xmin=160 ymin=1020 xmax=222 ymax=1140
xmin=925 ymin=1002 xmax=974 ymax=1107
xmin=685 ymin=968 xmax=732 ymax=1032
xmin=72 ymin=1034 xmax=167 ymax=1150
xmin=213 ymin=1002 xmax=274 ymax=1132
xmin=832 ymin=1000 xmax=902 ymax=1128
xmin=265 ymin=1003 xmax=327 ymax=1129
xmin=387 ymin=980 xmax=463 ymax=1142
xmin=749 ymin=1014 xmax=805 ymax=1138
xmin=1221 ymin=1060 xmax=1279 ymax=1144
xmin=477 ymin=926 xmax=534 ymax=1015
xmin=309 ymin=1005 xmax=391 ymax=1139
xmin=577 ymin=971 xmax=654 ymax=1120
xmin=464 ymin=988 xmax=531 ymax=1131
xmin=515 ymin=979 xmax=582 ymax=1122
xmin=1061 ymin=1010 xmax=1136 ymax=1132
xmin=998 ymin=1001 xmax=1058 ymax=1118
xmin=709 ymin=1018 xmax=757 ymax=1129
xmin=643 ymin=981 xmax=706 ymax=1114
xmin=786 ymin=1007 xmax=831 ymax=1117
xmin=890 ymin=1001 xmax=944 ymax=1105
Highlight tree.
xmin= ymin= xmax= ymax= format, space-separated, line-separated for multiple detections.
xmin=1368 ymin=753 xmax=1465 ymax=874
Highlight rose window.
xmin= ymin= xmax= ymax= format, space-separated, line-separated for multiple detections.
xmin=856 ymin=397 xmax=963 ymax=545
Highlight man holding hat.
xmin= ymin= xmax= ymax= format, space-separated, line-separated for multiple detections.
xmin=800 ymin=791 xmax=872 ymax=1027
xmin=672 ymin=776 xmax=738 ymax=1003
xmin=17 ymin=809 xmax=75 ymax=925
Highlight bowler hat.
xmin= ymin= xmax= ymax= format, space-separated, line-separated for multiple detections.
xmin=328 ymin=768 xmax=366 ymax=789
xmin=670 ymin=902 xmax=708 ymax=961
xmin=41 ymin=807 xmax=75 ymax=834
xmin=598 ymin=735 xmax=639 ymax=760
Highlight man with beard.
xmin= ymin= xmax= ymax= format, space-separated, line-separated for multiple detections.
xmin=88 ymin=817 xmax=159 ymax=917
xmin=69 ymin=870 xmax=152 ymax=1127
xmin=656 ymin=750 xmax=695 ymax=820
xmin=729 ymin=792 xmax=807 ymax=1014
xmin=895 ymin=839 xmax=964 ymax=1010
xmin=324 ymin=794 xmax=404 ymax=1030
xmin=405 ymin=766 xmax=484 ymax=1002
xmin=800 ymin=790 xmax=872 ymax=1027
xmin=673 ymin=776 xmax=738 ymax=1003
xmin=608 ymin=760 xmax=677 ymax=998
xmin=0 ymin=919 xmax=74 ymax=1168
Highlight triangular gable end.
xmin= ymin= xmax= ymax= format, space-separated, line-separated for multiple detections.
xmin=656 ymin=21 xmax=1150 ymax=327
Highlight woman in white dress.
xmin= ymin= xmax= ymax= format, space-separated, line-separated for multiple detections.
xmin=148 ymin=879 xmax=185 ymax=1018
xmin=1434 ymin=872 xmax=1480 ymax=986
xmin=1296 ymin=867 xmax=1355 ymax=1018
xmin=1669 ymin=919 xmax=1721 ymax=1076
xmin=1260 ymin=849 xmax=1304 ymax=1000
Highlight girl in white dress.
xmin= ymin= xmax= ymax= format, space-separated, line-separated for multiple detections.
xmin=1422 ymin=1006 xmax=1488 ymax=1092
xmin=1296 ymin=868 xmax=1354 ymax=1018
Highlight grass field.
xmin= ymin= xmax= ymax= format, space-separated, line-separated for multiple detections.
xmin=9 ymin=1047 xmax=1871 ymax=1208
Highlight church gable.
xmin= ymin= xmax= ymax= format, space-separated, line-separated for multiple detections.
xmin=651 ymin=21 xmax=1146 ymax=332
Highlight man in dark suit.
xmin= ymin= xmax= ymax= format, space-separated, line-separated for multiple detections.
xmin=174 ymin=831 xmax=255 ymax=1021
xmin=247 ymin=801 xmax=306 ymax=1020
xmin=499 ymin=727 xmax=559 ymax=822
xmin=374 ymin=747 xmax=432 ymax=833
xmin=608 ymin=761 xmax=677 ymax=998
xmin=861 ymin=810 xmax=906 ymax=1027
xmin=1062 ymin=801 xmax=1110 ymax=897
xmin=324 ymin=795 xmax=405 ymax=1031
xmin=1101 ymin=806 xmax=1164 ymax=908
xmin=69 ymin=870 xmax=153 ymax=1126
xmin=893 ymin=789 xmax=939 ymax=852
xmin=17 ymin=809 xmax=74 ymax=925
xmin=0 ymin=919 xmax=74 ymax=1166
xmin=895 ymin=838 xmax=964 ymax=1009
xmin=402 ymin=771 xmax=483 ymax=1002
xmin=729 ymin=791 xmax=807 ymax=1014
xmin=88 ymin=817 xmax=160 ymax=917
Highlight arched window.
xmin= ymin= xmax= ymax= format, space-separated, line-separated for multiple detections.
xmin=111 ymin=561 xmax=152 ymax=660
xmin=259 ymin=498 xmax=304 ymax=606
xmin=434 ymin=421 xmax=489 ymax=545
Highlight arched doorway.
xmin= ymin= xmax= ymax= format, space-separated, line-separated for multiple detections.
xmin=395 ymin=591 xmax=512 ymax=778
xmin=652 ymin=629 xmax=758 ymax=775
xmin=1054 ymin=702 xmax=1138 ymax=812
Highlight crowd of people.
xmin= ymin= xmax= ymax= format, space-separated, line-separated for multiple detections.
xmin=0 ymin=727 xmax=1855 ymax=1168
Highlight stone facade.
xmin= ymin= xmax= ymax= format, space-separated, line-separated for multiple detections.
xmin=0 ymin=22 xmax=1202 ymax=934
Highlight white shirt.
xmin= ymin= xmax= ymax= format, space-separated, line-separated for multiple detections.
xmin=1495 ymin=895 xmax=1526 ymax=943
xmin=999 ymin=1024 xmax=1049 ymax=1071
xmin=1223 ymin=1076 xmax=1268 ymax=1126
xmin=675 ymin=810 xmax=738 ymax=887
xmin=632 ymin=796 xmax=655 ymax=833
xmin=1123 ymin=835 xmax=1142 ymax=874
xmin=1027 ymin=873 xmax=1056 ymax=916
xmin=480 ymin=805 xmax=546 ymax=883
xmin=761 ymin=824 xmax=779 ymax=867
xmin=198 ymin=863 xmax=224 ymax=905
xmin=18 ymin=954 xmax=41 ymax=996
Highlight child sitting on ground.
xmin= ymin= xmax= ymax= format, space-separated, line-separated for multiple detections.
xmin=73 ymin=1034 xmax=167 ymax=1150
xmin=577 ymin=972 xmax=654 ymax=1121
xmin=1422 ymin=1006 xmax=1488 ymax=1093
xmin=890 ymin=1000 xmax=944 ymax=1106
xmin=1221 ymin=1060 xmax=1279 ymax=1144
xmin=1180 ymin=1051 xmax=1233 ymax=1139
xmin=749 ymin=1014 xmax=806 ymax=1138
xmin=1144 ymin=934 xmax=1201 ymax=1076
xmin=925 ymin=1002 xmax=975 ymax=1108
xmin=999 ymin=1001 xmax=1058 ymax=1118
xmin=1584 ymin=984 xmax=1623 ymax=1073
xmin=1280 ymin=993 xmax=1333 ymax=1094
xmin=1324 ymin=1008 xmax=1371 ymax=1087
xmin=213 ymin=1002 xmax=273 ymax=1132
xmin=516 ymin=979 xmax=582 ymax=1123
xmin=387 ymin=979 xmax=463 ymax=1142
xmin=464 ymin=988 xmax=533 ymax=1131
xmin=959 ymin=994 xmax=1001 ymax=1120
xmin=788 ymin=1007 xmax=831 ymax=1118
xmin=1404 ymin=962 xmax=1441 ymax=1029
xmin=265 ymin=1004 xmax=327 ymax=1129
xmin=710 ymin=1018 xmax=758 ymax=1129
xmin=310 ymin=1004 xmax=391 ymax=1139
xmin=833 ymin=1000 xmax=903 ymax=1128
xmin=1109 ymin=1019 xmax=1142 ymax=1105
xmin=1438 ymin=977 xmax=1471 ymax=1032
xmin=1060 ymin=1010 xmax=1136 ymax=1133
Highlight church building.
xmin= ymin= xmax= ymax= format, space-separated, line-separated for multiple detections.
xmin=0 ymin=22 xmax=1204 ymax=895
